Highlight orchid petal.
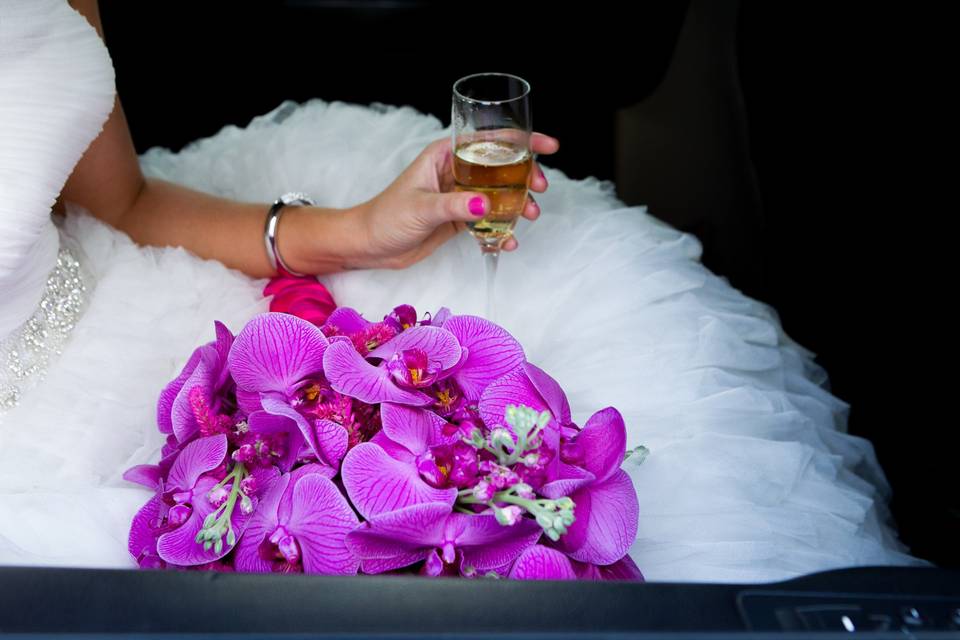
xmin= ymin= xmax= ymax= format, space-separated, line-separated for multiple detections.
xmin=341 ymin=443 xmax=458 ymax=519
xmin=213 ymin=320 xmax=235 ymax=362
xmin=573 ymin=554 xmax=645 ymax=581
xmin=234 ymin=474 xmax=291 ymax=573
xmin=367 ymin=325 xmax=462 ymax=370
xmin=370 ymin=430 xmax=416 ymax=463
xmin=157 ymin=347 xmax=202 ymax=434
xmin=380 ymin=403 xmax=453 ymax=455
xmin=170 ymin=346 xmax=220 ymax=443
xmin=323 ymin=307 xmax=371 ymax=335
xmin=236 ymin=388 xmax=263 ymax=415
xmin=128 ymin=494 xmax=164 ymax=563
xmin=352 ymin=502 xmax=451 ymax=548
xmin=166 ymin=435 xmax=227 ymax=494
xmin=228 ymin=312 xmax=329 ymax=395
xmin=157 ymin=476 xmax=247 ymax=566
xmin=323 ymin=340 xmax=432 ymax=406
xmin=260 ymin=395 xmax=320 ymax=468
xmin=287 ymin=475 xmax=360 ymax=575
xmin=539 ymin=463 xmax=596 ymax=500
xmin=359 ymin=550 xmax=431 ymax=574
xmin=430 ymin=307 xmax=452 ymax=327
xmin=557 ymin=469 xmax=639 ymax=565
xmin=313 ymin=418 xmax=349 ymax=469
xmin=577 ymin=407 xmax=628 ymax=485
xmin=478 ymin=365 xmax=548 ymax=433
xmin=508 ymin=545 xmax=577 ymax=580
xmin=443 ymin=315 xmax=525 ymax=401
xmin=122 ymin=464 xmax=163 ymax=490
xmin=277 ymin=463 xmax=337 ymax=524
xmin=455 ymin=514 xmax=542 ymax=572
xmin=247 ymin=410 xmax=302 ymax=472
xmin=524 ymin=362 xmax=571 ymax=426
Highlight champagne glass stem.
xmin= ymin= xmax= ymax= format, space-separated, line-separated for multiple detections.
xmin=482 ymin=247 xmax=500 ymax=322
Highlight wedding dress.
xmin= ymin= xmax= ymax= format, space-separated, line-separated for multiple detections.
xmin=0 ymin=0 xmax=930 ymax=581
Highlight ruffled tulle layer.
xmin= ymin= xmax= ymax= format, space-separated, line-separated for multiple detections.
xmin=0 ymin=98 xmax=930 ymax=580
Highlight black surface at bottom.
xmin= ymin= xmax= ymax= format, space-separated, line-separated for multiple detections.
xmin=0 ymin=565 xmax=957 ymax=634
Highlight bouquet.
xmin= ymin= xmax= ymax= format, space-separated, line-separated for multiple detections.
xmin=125 ymin=279 xmax=645 ymax=580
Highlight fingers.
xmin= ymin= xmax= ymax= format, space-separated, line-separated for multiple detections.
xmin=522 ymin=193 xmax=540 ymax=221
xmin=433 ymin=191 xmax=492 ymax=224
xmin=529 ymin=133 xmax=556 ymax=192
xmin=501 ymin=236 xmax=519 ymax=251
xmin=529 ymin=162 xmax=549 ymax=193
xmin=531 ymin=132 xmax=560 ymax=155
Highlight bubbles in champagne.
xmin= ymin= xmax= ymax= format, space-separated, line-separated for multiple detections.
xmin=455 ymin=141 xmax=530 ymax=166
xmin=453 ymin=139 xmax=533 ymax=250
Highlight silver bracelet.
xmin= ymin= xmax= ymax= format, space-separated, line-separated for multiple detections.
xmin=264 ymin=192 xmax=315 ymax=277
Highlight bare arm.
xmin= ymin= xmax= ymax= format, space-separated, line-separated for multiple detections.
xmin=57 ymin=0 xmax=362 ymax=278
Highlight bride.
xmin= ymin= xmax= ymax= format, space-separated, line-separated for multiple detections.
xmin=0 ymin=0 xmax=929 ymax=581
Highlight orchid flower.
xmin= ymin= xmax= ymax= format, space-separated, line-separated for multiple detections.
xmin=157 ymin=320 xmax=235 ymax=444
xmin=147 ymin=435 xmax=250 ymax=566
xmin=341 ymin=403 xmax=462 ymax=519
xmin=344 ymin=502 xmax=542 ymax=577
xmin=234 ymin=464 xmax=359 ymax=574
xmin=322 ymin=324 xmax=463 ymax=406
xmin=539 ymin=407 xmax=639 ymax=566
xmin=507 ymin=544 xmax=645 ymax=581
xmin=227 ymin=313 xmax=348 ymax=472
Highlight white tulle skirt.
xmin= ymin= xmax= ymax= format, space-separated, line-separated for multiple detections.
xmin=0 ymin=98 xmax=930 ymax=580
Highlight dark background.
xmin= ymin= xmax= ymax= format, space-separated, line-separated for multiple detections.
xmin=97 ymin=0 xmax=953 ymax=569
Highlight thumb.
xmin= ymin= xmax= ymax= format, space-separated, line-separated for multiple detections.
xmin=431 ymin=191 xmax=490 ymax=224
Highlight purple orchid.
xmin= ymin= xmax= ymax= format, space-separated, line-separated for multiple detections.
xmin=234 ymin=464 xmax=359 ymax=574
xmin=382 ymin=304 xmax=418 ymax=334
xmin=322 ymin=324 xmax=463 ymax=406
xmin=344 ymin=502 xmax=542 ymax=576
xmin=572 ymin=553 xmax=645 ymax=581
xmin=341 ymin=403 xmax=462 ymax=519
xmin=143 ymin=434 xmax=249 ymax=566
xmin=127 ymin=301 xmax=647 ymax=581
xmin=507 ymin=544 xmax=645 ymax=581
xmin=438 ymin=315 xmax=525 ymax=402
xmin=227 ymin=312 xmax=348 ymax=472
xmin=323 ymin=313 xmax=526 ymax=409
xmin=128 ymin=493 xmax=169 ymax=569
xmin=122 ymin=447 xmax=178 ymax=492
xmin=156 ymin=320 xmax=235 ymax=444
xmin=539 ymin=407 xmax=639 ymax=566
xmin=508 ymin=544 xmax=577 ymax=579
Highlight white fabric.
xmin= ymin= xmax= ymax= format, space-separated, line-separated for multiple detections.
xmin=0 ymin=0 xmax=930 ymax=581
xmin=0 ymin=0 xmax=115 ymax=337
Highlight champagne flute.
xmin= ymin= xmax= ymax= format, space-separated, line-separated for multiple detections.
xmin=451 ymin=72 xmax=532 ymax=322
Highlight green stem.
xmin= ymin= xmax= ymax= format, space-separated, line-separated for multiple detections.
xmin=206 ymin=462 xmax=248 ymax=539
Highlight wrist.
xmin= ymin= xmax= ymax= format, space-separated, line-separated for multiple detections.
xmin=279 ymin=203 xmax=368 ymax=276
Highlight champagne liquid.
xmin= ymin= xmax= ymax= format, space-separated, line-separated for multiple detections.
xmin=453 ymin=140 xmax=532 ymax=247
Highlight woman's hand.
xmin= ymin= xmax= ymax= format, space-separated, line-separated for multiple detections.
xmin=340 ymin=133 xmax=559 ymax=270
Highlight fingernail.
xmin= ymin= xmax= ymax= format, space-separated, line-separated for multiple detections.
xmin=469 ymin=197 xmax=486 ymax=216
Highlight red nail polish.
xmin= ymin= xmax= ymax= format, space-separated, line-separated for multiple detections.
xmin=469 ymin=197 xmax=486 ymax=216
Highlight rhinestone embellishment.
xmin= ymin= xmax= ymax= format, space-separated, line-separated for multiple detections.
xmin=0 ymin=245 xmax=91 ymax=413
